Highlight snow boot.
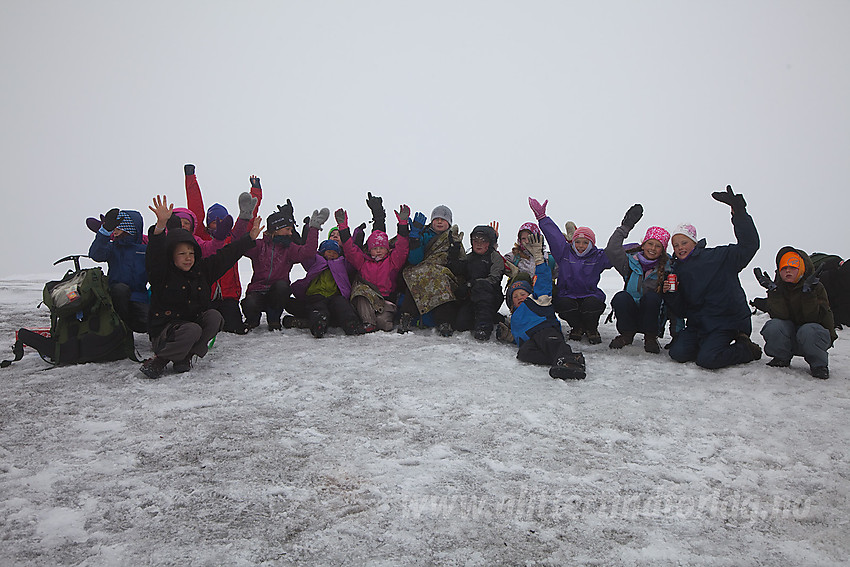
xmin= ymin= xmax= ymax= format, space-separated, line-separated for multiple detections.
xmin=310 ymin=312 xmax=328 ymax=338
xmin=767 ymin=357 xmax=791 ymax=368
xmin=438 ymin=322 xmax=454 ymax=337
xmin=140 ymin=356 xmax=169 ymax=379
xmin=643 ymin=335 xmax=661 ymax=354
xmin=173 ymin=355 xmax=194 ymax=373
xmin=549 ymin=352 xmax=586 ymax=380
xmin=568 ymin=328 xmax=584 ymax=341
xmin=609 ymin=333 xmax=634 ymax=349
xmin=810 ymin=365 xmax=829 ymax=379
xmin=397 ymin=312 xmax=413 ymax=334
xmin=282 ymin=315 xmax=306 ymax=329
xmin=736 ymin=333 xmax=763 ymax=361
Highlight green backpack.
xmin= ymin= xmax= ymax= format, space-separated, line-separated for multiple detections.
xmin=2 ymin=266 xmax=138 ymax=367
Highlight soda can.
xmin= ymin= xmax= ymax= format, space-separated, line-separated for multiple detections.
xmin=667 ymin=273 xmax=677 ymax=292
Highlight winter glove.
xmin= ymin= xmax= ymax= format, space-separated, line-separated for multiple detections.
xmin=711 ymin=185 xmax=747 ymax=213
xmin=184 ymin=164 xmax=195 ymax=176
xmin=526 ymin=233 xmax=545 ymax=265
xmin=528 ymin=197 xmax=548 ymax=221
xmin=366 ymin=192 xmax=385 ymax=222
xmin=504 ymin=259 xmax=519 ymax=279
xmin=250 ymin=175 xmax=261 ymax=189
xmin=309 ymin=208 xmax=330 ymax=229
xmin=753 ymin=267 xmax=776 ymax=291
xmin=238 ymin=192 xmax=258 ymax=220
xmin=409 ymin=212 xmax=426 ymax=239
xmin=395 ymin=204 xmax=410 ymax=224
xmin=334 ymin=208 xmax=349 ymax=230
xmin=101 ymin=208 xmax=120 ymax=232
xmin=449 ymin=225 xmax=463 ymax=244
xmin=565 ymin=221 xmax=576 ymax=242
xmin=621 ymin=203 xmax=643 ymax=230
xmin=212 ymin=214 xmax=234 ymax=240
xmin=447 ymin=238 xmax=462 ymax=261
xmin=86 ymin=215 xmax=104 ymax=233
xmin=496 ymin=322 xmax=514 ymax=343
xmin=801 ymin=270 xmax=820 ymax=294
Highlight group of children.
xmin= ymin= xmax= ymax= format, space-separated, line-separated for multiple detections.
xmin=88 ymin=167 xmax=838 ymax=381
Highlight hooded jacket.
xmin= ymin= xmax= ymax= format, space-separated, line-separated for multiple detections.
xmin=342 ymin=225 xmax=410 ymax=297
xmin=146 ymin=227 xmax=255 ymax=339
xmin=538 ymin=216 xmax=611 ymax=301
xmin=508 ymin=261 xmax=562 ymax=345
xmin=88 ymin=210 xmax=149 ymax=304
xmin=291 ymin=254 xmax=355 ymax=300
xmin=243 ymin=226 xmax=319 ymax=294
xmin=764 ymin=246 xmax=837 ymax=344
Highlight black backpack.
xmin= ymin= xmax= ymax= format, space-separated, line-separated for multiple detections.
xmin=2 ymin=256 xmax=138 ymax=367
xmin=811 ymin=253 xmax=850 ymax=327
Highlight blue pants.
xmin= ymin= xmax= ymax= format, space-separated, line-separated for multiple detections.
xmin=611 ymin=290 xmax=662 ymax=337
xmin=669 ymin=327 xmax=755 ymax=369
xmin=760 ymin=319 xmax=830 ymax=369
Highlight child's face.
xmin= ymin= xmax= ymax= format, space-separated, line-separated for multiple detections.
xmin=573 ymin=237 xmax=591 ymax=254
xmin=323 ymin=250 xmax=340 ymax=261
xmin=370 ymin=246 xmax=388 ymax=261
xmin=207 ymin=219 xmax=217 ymax=233
xmin=642 ymin=239 xmax=664 ymax=260
xmin=519 ymin=230 xmax=532 ymax=246
xmin=180 ymin=218 xmax=193 ymax=231
xmin=329 ymin=229 xmax=341 ymax=244
xmin=512 ymin=289 xmax=530 ymax=309
xmin=274 ymin=226 xmax=294 ymax=237
xmin=431 ymin=218 xmax=450 ymax=233
xmin=671 ymin=235 xmax=696 ymax=260
xmin=173 ymin=242 xmax=196 ymax=271
xmin=780 ymin=265 xmax=801 ymax=283
xmin=471 ymin=236 xmax=490 ymax=255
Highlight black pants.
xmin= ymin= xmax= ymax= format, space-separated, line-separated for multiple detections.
xmin=610 ymin=290 xmax=663 ymax=337
xmin=517 ymin=326 xmax=575 ymax=366
xmin=554 ymin=296 xmax=606 ymax=333
xmin=211 ymin=297 xmax=246 ymax=333
xmin=455 ymin=279 xmax=502 ymax=333
xmin=303 ymin=294 xmax=360 ymax=334
xmin=109 ymin=283 xmax=149 ymax=333
xmin=241 ymin=280 xmax=295 ymax=328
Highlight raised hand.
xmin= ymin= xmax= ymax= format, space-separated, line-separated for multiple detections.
xmin=238 ymin=192 xmax=258 ymax=220
xmin=528 ymin=197 xmax=548 ymax=221
xmin=249 ymin=220 xmax=264 ymax=240
xmin=526 ymin=233 xmax=545 ymax=264
xmin=711 ymin=185 xmax=747 ymax=213
xmin=250 ymin=175 xmax=261 ymax=189
xmin=409 ymin=212 xmax=426 ymax=239
xmin=489 ymin=221 xmax=499 ymax=237
xmin=395 ymin=204 xmax=410 ymax=224
xmin=309 ymin=208 xmax=330 ymax=229
xmin=753 ymin=267 xmax=776 ymax=291
xmin=621 ymin=204 xmax=643 ymax=230
xmin=101 ymin=208 xmax=120 ymax=232
xmin=149 ymin=195 xmax=174 ymax=231
xmin=212 ymin=215 xmax=234 ymax=240
xmin=334 ymin=208 xmax=349 ymax=230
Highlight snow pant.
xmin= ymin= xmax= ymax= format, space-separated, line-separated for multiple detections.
xmin=152 ymin=309 xmax=223 ymax=363
xmin=211 ymin=297 xmax=246 ymax=334
xmin=668 ymin=326 xmax=755 ymax=369
xmin=554 ymin=296 xmax=606 ymax=333
xmin=241 ymin=280 xmax=295 ymax=328
xmin=109 ymin=283 xmax=149 ymax=334
xmin=611 ymin=290 xmax=662 ymax=337
xmin=454 ymin=279 xmax=502 ymax=334
xmin=304 ymin=293 xmax=361 ymax=334
xmin=517 ymin=326 xmax=576 ymax=366
xmin=399 ymin=294 xmax=458 ymax=328
xmin=352 ymin=296 xmax=396 ymax=331
xmin=760 ymin=319 xmax=830 ymax=369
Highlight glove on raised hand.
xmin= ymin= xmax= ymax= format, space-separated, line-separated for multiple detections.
xmin=102 ymin=208 xmax=120 ymax=232
xmin=238 ymin=192 xmax=258 ymax=220
xmin=250 ymin=175 xmax=261 ymax=189
xmin=621 ymin=204 xmax=644 ymax=230
xmin=528 ymin=197 xmax=548 ymax=221
xmin=753 ymin=267 xmax=776 ymax=291
xmin=184 ymin=164 xmax=195 ymax=176
xmin=366 ymin=192 xmax=385 ymax=220
xmin=526 ymin=233 xmax=545 ymax=265
xmin=309 ymin=208 xmax=330 ymax=229
xmin=212 ymin=215 xmax=234 ymax=240
xmin=409 ymin=212 xmax=426 ymax=239
xmin=801 ymin=271 xmax=820 ymax=294
xmin=334 ymin=208 xmax=349 ymax=230
xmin=711 ymin=185 xmax=747 ymax=213
xmin=395 ymin=204 xmax=410 ymax=224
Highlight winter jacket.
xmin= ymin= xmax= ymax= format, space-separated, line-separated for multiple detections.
xmin=665 ymin=210 xmax=759 ymax=335
xmin=243 ymin=226 xmax=319 ymax=294
xmin=342 ymin=225 xmax=410 ymax=297
xmin=404 ymin=227 xmax=465 ymax=314
xmin=605 ymin=225 xmax=668 ymax=303
xmin=291 ymin=254 xmax=355 ymax=300
xmin=88 ymin=210 xmax=149 ymax=304
xmin=508 ymin=261 xmax=562 ymax=346
xmin=449 ymin=246 xmax=506 ymax=294
xmin=539 ymin=216 xmax=611 ymax=301
xmin=764 ymin=246 xmax=837 ymax=344
xmin=185 ymin=173 xmax=262 ymax=301
xmin=146 ymin=227 xmax=255 ymax=340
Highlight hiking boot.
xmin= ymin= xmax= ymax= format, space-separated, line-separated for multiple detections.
xmin=282 ymin=316 xmax=305 ymax=329
xmin=173 ymin=356 xmax=193 ymax=373
xmin=268 ymin=319 xmax=282 ymax=331
xmin=644 ymin=335 xmax=661 ymax=354
xmin=397 ymin=313 xmax=413 ymax=334
xmin=310 ymin=312 xmax=328 ymax=338
xmin=438 ymin=322 xmax=454 ymax=337
xmin=549 ymin=352 xmax=586 ymax=380
xmin=736 ymin=333 xmax=762 ymax=361
xmin=810 ymin=366 xmax=829 ymax=379
xmin=767 ymin=357 xmax=791 ymax=368
xmin=140 ymin=356 xmax=169 ymax=379
xmin=586 ymin=330 xmax=602 ymax=345
xmin=609 ymin=334 xmax=634 ymax=349
xmin=473 ymin=327 xmax=491 ymax=341
xmin=343 ymin=320 xmax=362 ymax=335
xmin=568 ymin=328 xmax=584 ymax=341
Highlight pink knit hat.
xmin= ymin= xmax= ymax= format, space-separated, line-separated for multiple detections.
xmin=671 ymin=223 xmax=698 ymax=244
xmin=572 ymin=226 xmax=596 ymax=246
xmin=366 ymin=230 xmax=389 ymax=250
xmin=518 ymin=222 xmax=540 ymax=237
xmin=642 ymin=226 xmax=670 ymax=249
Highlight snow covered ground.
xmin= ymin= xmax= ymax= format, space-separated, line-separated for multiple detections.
xmin=1 ymin=270 xmax=848 ymax=566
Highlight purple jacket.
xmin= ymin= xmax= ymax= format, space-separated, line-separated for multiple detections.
xmin=291 ymin=254 xmax=354 ymax=299
xmin=539 ymin=216 xmax=611 ymax=301
xmin=244 ymin=226 xmax=319 ymax=294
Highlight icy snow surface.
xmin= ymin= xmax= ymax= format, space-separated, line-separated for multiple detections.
xmin=1 ymin=272 xmax=848 ymax=566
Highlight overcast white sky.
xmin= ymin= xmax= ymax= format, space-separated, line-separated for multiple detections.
xmin=1 ymin=1 xmax=848 ymax=278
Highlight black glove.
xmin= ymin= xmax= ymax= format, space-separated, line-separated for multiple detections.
xmin=212 ymin=215 xmax=234 ymax=240
xmin=366 ymin=191 xmax=385 ymax=218
xmin=102 ymin=208 xmax=120 ymax=232
xmin=801 ymin=271 xmax=820 ymax=294
xmin=621 ymin=204 xmax=643 ymax=230
xmin=753 ymin=267 xmax=776 ymax=291
xmin=184 ymin=164 xmax=195 ymax=176
xmin=250 ymin=176 xmax=261 ymax=189
xmin=712 ymin=185 xmax=747 ymax=213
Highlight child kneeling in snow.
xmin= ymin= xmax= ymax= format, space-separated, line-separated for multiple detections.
xmin=141 ymin=195 xmax=262 ymax=379
xmin=498 ymin=234 xmax=586 ymax=380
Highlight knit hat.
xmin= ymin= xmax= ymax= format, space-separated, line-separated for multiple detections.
xmin=671 ymin=223 xmax=698 ymax=244
xmin=319 ymin=239 xmax=342 ymax=255
xmin=506 ymin=278 xmax=534 ymax=310
xmin=430 ymin=205 xmax=453 ymax=225
xmin=518 ymin=222 xmax=540 ymax=237
xmin=172 ymin=207 xmax=197 ymax=231
xmin=642 ymin=226 xmax=670 ymax=249
xmin=470 ymin=225 xmax=497 ymax=246
xmin=367 ymin=230 xmax=389 ymax=251
xmin=267 ymin=211 xmax=293 ymax=232
xmin=206 ymin=203 xmax=229 ymax=224
xmin=779 ymin=251 xmax=804 ymax=272
xmin=116 ymin=211 xmax=137 ymax=237
xmin=572 ymin=226 xmax=596 ymax=246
